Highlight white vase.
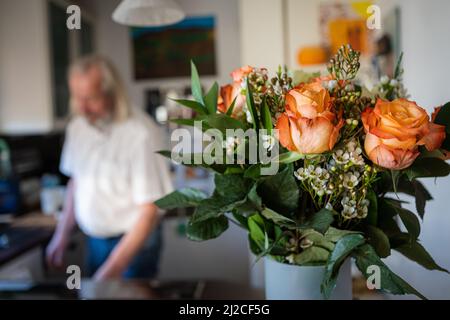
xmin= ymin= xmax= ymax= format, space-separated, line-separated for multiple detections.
xmin=264 ymin=257 xmax=352 ymax=300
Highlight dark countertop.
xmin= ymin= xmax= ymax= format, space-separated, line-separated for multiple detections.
xmin=0 ymin=213 xmax=56 ymax=267
xmin=0 ymin=279 xmax=264 ymax=300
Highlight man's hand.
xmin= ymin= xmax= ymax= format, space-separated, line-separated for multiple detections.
xmin=45 ymin=179 xmax=76 ymax=269
xmin=46 ymin=231 xmax=70 ymax=269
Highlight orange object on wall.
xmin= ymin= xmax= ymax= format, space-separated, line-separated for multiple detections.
xmin=328 ymin=18 xmax=369 ymax=54
xmin=297 ymin=46 xmax=328 ymax=66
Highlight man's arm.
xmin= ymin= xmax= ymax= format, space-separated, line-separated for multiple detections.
xmin=46 ymin=179 xmax=77 ymax=268
xmin=93 ymin=203 xmax=160 ymax=280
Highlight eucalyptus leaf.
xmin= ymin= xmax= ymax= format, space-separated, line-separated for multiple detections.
xmin=293 ymin=246 xmax=330 ymax=265
xmin=298 ymin=208 xmax=334 ymax=234
xmin=155 ymin=188 xmax=207 ymax=210
xmin=405 ymin=157 xmax=450 ymax=180
xmin=353 ymin=244 xmax=427 ymax=300
xmin=395 ymin=241 xmax=449 ymax=273
xmin=187 ymin=216 xmax=228 ymax=241
xmin=258 ymin=164 xmax=299 ymax=214
xmin=321 ymin=234 xmax=365 ymax=299
xmin=366 ymin=225 xmax=391 ymax=258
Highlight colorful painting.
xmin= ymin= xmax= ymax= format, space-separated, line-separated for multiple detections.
xmin=131 ymin=16 xmax=217 ymax=80
xmin=319 ymin=1 xmax=374 ymax=55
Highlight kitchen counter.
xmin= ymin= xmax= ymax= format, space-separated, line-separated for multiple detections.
xmin=0 ymin=213 xmax=56 ymax=267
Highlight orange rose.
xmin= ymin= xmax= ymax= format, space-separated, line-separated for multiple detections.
xmin=276 ymin=82 xmax=344 ymax=154
xmin=362 ymin=98 xmax=446 ymax=169
xmin=218 ymin=66 xmax=253 ymax=117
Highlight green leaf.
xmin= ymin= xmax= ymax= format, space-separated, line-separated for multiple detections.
xmin=214 ymin=174 xmax=253 ymax=203
xmin=258 ymin=164 xmax=299 ymax=214
xmin=172 ymin=99 xmax=206 ymax=115
xmin=298 ymin=208 xmax=334 ymax=234
xmin=395 ymin=241 xmax=449 ymax=273
xmin=405 ymin=157 xmax=450 ymax=180
xmin=246 ymin=78 xmax=259 ymax=130
xmin=293 ymin=246 xmax=330 ymax=265
xmin=226 ymin=96 xmax=237 ymax=117
xmin=321 ymin=234 xmax=365 ymax=299
xmin=353 ymin=244 xmax=427 ymax=300
xmin=191 ymin=60 xmax=204 ymax=105
xmin=192 ymin=195 xmax=245 ymax=223
xmin=191 ymin=174 xmax=255 ymax=223
xmin=382 ymin=199 xmax=421 ymax=240
xmin=394 ymin=52 xmax=404 ymax=79
xmin=203 ymin=113 xmax=247 ymax=133
xmin=232 ymin=212 xmax=248 ymax=230
xmin=412 ymin=180 xmax=432 ymax=219
xmin=397 ymin=207 xmax=421 ymax=240
xmin=248 ymin=214 xmax=266 ymax=250
xmin=366 ymin=225 xmax=391 ymax=258
xmin=261 ymin=98 xmax=273 ymax=134
xmin=154 ymin=188 xmax=207 ymax=209
xmin=261 ymin=208 xmax=296 ymax=229
xmin=390 ymin=169 xmax=401 ymax=194
xmin=366 ymin=188 xmax=378 ymax=225
xmin=234 ymin=184 xmax=263 ymax=215
xmin=274 ymin=151 xmax=304 ymax=164
xmin=324 ymin=227 xmax=360 ymax=243
xmin=204 ymin=82 xmax=219 ymax=114
xmin=187 ymin=216 xmax=228 ymax=241
xmin=169 ymin=118 xmax=207 ymax=128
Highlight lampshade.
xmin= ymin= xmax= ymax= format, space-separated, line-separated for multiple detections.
xmin=112 ymin=0 xmax=185 ymax=27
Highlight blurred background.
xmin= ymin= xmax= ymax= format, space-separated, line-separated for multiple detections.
xmin=0 ymin=0 xmax=449 ymax=299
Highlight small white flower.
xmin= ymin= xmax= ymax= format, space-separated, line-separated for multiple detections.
xmin=343 ymin=172 xmax=360 ymax=189
xmin=380 ymin=75 xmax=389 ymax=84
xmin=342 ymin=205 xmax=357 ymax=219
xmin=390 ymin=79 xmax=398 ymax=87
xmin=325 ymin=203 xmax=333 ymax=211
xmin=333 ymin=149 xmax=350 ymax=165
xmin=294 ymin=168 xmax=307 ymax=181
xmin=261 ymin=134 xmax=276 ymax=151
xmin=327 ymin=80 xmax=337 ymax=91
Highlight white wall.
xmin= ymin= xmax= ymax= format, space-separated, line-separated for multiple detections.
xmin=0 ymin=0 xmax=53 ymax=133
xmin=239 ymin=0 xmax=286 ymax=71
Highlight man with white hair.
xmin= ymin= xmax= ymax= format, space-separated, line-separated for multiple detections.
xmin=46 ymin=55 xmax=173 ymax=280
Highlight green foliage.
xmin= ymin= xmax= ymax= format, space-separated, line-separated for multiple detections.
xmin=353 ymin=244 xmax=427 ymax=300
xmin=187 ymin=216 xmax=229 ymax=241
xmin=204 ymin=82 xmax=219 ymax=114
xmin=321 ymin=234 xmax=365 ymax=299
xmin=257 ymin=164 xmax=299 ymax=215
xmin=191 ymin=60 xmax=204 ymax=105
xmin=405 ymin=157 xmax=450 ymax=180
xmin=154 ymin=188 xmax=207 ymax=209
xmin=395 ymin=241 xmax=449 ymax=274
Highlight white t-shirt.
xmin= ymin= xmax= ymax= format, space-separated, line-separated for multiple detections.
xmin=60 ymin=108 xmax=173 ymax=238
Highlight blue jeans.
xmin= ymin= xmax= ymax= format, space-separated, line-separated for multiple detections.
xmin=85 ymin=224 xmax=162 ymax=279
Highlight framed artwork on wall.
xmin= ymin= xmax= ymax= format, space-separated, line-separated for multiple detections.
xmin=131 ymin=16 xmax=217 ymax=80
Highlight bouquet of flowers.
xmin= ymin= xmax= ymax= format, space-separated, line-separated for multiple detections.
xmin=156 ymin=45 xmax=450 ymax=299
